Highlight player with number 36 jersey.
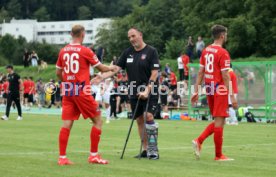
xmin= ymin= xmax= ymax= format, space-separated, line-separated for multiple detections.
xmin=56 ymin=44 xmax=100 ymax=96
xmin=56 ymin=24 xmax=116 ymax=166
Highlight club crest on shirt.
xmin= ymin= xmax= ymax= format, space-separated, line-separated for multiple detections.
xmin=141 ymin=54 xmax=147 ymax=60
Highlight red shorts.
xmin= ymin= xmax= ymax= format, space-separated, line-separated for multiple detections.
xmin=207 ymin=94 xmax=229 ymax=118
xmin=62 ymin=95 xmax=101 ymax=120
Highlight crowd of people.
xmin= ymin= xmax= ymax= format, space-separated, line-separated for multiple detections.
xmin=0 ymin=74 xmax=62 ymax=113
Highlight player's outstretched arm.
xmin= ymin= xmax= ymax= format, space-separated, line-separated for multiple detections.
xmin=96 ymin=64 xmax=117 ymax=73
xmin=91 ymin=64 xmax=121 ymax=85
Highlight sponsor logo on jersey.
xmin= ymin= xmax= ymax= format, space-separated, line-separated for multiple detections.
xmin=225 ymin=60 xmax=231 ymax=67
xmin=205 ymin=74 xmax=214 ymax=79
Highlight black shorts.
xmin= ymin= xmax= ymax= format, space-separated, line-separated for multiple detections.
xmin=24 ymin=93 xmax=29 ymax=99
xmin=28 ymin=94 xmax=34 ymax=103
xmin=170 ymin=85 xmax=177 ymax=91
xmin=130 ymin=97 xmax=158 ymax=119
xmin=3 ymin=93 xmax=7 ymax=99
xmin=160 ymin=95 xmax=167 ymax=106
xmin=184 ymin=75 xmax=189 ymax=81
xmin=120 ymin=95 xmax=129 ymax=104
xmin=56 ymin=94 xmax=61 ymax=102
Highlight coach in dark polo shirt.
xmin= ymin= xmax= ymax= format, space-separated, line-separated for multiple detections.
xmin=1 ymin=65 xmax=23 ymax=121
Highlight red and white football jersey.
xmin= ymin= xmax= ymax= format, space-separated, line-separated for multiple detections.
xmin=200 ymin=44 xmax=231 ymax=85
xmin=56 ymin=44 xmax=100 ymax=96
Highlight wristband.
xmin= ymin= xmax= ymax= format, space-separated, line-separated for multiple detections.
xmin=148 ymin=80 xmax=155 ymax=84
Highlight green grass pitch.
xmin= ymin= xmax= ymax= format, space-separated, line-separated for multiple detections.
xmin=0 ymin=114 xmax=275 ymax=177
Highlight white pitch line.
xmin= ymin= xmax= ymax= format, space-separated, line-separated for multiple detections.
xmin=0 ymin=143 xmax=275 ymax=156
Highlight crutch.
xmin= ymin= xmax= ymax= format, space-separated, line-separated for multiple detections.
xmin=120 ymin=98 xmax=140 ymax=159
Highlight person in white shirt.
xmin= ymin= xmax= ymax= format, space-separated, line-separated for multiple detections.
xmin=177 ymin=53 xmax=184 ymax=81
xmin=95 ymin=78 xmax=113 ymax=124
xmin=196 ymin=36 xmax=205 ymax=58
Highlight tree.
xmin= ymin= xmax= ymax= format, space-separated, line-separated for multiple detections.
xmin=164 ymin=38 xmax=186 ymax=59
xmin=245 ymin=0 xmax=276 ymax=56
xmin=26 ymin=42 xmax=60 ymax=64
xmin=0 ymin=7 xmax=10 ymax=22
xmin=33 ymin=6 xmax=50 ymax=21
xmin=7 ymin=0 xmax=22 ymax=19
xmin=77 ymin=6 xmax=92 ymax=20
xmin=0 ymin=34 xmax=19 ymax=64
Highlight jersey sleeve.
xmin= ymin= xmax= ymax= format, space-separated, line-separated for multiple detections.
xmin=85 ymin=48 xmax=101 ymax=67
xmin=116 ymin=50 xmax=127 ymax=69
xmin=220 ymin=50 xmax=231 ymax=71
xmin=56 ymin=50 xmax=63 ymax=69
xmin=150 ymin=48 xmax=160 ymax=70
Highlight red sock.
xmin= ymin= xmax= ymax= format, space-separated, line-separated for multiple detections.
xmin=197 ymin=122 xmax=215 ymax=144
xmin=59 ymin=127 xmax=70 ymax=156
xmin=214 ymin=127 xmax=223 ymax=158
xmin=90 ymin=126 xmax=102 ymax=153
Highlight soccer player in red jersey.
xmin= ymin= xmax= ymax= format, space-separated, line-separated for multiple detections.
xmin=226 ymin=64 xmax=239 ymax=125
xmin=0 ymin=81 xmax=3 ymax=105
xmin=28 ymin=77 xmax=35 ymax=109
xmin=23 ymin=77 xmax=30 ymax=108
xmin=191 ymin=25 xmax=238 ymax=161
xmin=56 ymin=25 xmax=116 ymax=165
xmin=169 ymin=71 xmax=177 ymax=91
xmin=181 ymin=54 xmax=190 ymax=85
xmin=2 ymin=78 xmax=9 ymax=105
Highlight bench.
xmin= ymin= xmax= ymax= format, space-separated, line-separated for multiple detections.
xmin=168 ymin=106 xmax=188 ymax=118
xmin=191 ymin=107 xmax=210 ymax=119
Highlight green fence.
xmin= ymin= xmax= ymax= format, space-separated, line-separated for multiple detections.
xmin=187 ymin=61 xmax=276 ymax=119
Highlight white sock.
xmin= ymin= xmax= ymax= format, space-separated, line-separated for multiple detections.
xmin=59 ymin=155 xmax=66 ymax=159
xmin=229 ymin=107 xmax=237 ymax=122
xmin=90 ymin=152 xmax=98 ymax=156
xmin=106 ymin=107 xmax=111 ymax=121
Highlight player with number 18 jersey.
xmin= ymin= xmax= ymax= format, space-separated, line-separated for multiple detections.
xmin=200 ymin=44 xmax=231 ymax=117
xmin=200 ymin=45 xmax=231 ymax=86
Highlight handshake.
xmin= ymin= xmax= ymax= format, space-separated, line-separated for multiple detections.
xmin=91 ymin=64 xmax=119 ymax=85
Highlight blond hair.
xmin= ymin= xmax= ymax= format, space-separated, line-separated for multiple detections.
xmin=71 ymin=25 xmax=85 ymax=37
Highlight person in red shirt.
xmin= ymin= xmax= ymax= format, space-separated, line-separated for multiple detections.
xmin=0 ymin=81 xmax=3 ymax=105
xmin=27 ymin=77 xmax=35 ymax=109
xmin=23 ymin=77 xmax=30 ymax=108
xmin=181 ymin=54 xmax=190 ymax=85
xmin=56 ymin=24 xmax=116 ymax=165
xmin=191 ymin=25 xmax=238 ymax=161
xmin=169 ymin=71 xmax=177 ymax=91
xmin=2 ymin=77 xmax=9 ymax=105
xmin=226 ymin=64 xmax=239 ymax=125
